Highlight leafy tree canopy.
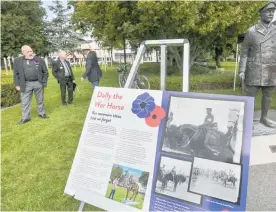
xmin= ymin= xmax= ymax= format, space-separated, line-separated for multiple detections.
xmin=1 ymin=1 xmax=47 ymax=57
xmin=72 ymin=1 xmax=265 ymax=68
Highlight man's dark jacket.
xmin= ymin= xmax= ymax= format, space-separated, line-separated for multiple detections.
xmin=52 ymin=59 xmax=75 ymax=83
xmin=82 ymin=51 xmax=102 ymax=82
xmin=13 ymin=56 xmax=49 ymax=92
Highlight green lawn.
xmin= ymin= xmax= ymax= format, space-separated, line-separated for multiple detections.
xmin=1 ymin=66 xmax=117 ymax=211
xmin=105 ymin=184 xmax=144 ymax=209
xmin=210 ymin=61 xmax=238 ymax=72
xmin=1 ymin=63 xmax=275 ymax=211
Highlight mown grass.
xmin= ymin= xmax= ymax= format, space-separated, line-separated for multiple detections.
xmin=1 ymin=66 xmax=117 ymax=211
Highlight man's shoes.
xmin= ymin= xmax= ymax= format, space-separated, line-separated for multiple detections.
xmin=39 ymin=114 xmax=49 ymax=119
xmin=62 ymin=103 xmax=67 ymax=107
xmin=17 ymin=119 xmax=31 ymax=124
xmin=68 ymin=102 xmax=73 ymax=105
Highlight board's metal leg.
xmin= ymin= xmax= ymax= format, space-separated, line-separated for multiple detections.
xmin=78 ymin=201 xmax=86 ymax=212
xmin=182 ymin=43 xmax=190 ymax=92
xmin=160 ymin=45 xmax=167 ymax=90
xmin=124 ymin=43 xmax=146 ymax=88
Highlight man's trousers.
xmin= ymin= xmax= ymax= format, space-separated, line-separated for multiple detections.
xmin=20 ymin=81 xmax=46 ymax=120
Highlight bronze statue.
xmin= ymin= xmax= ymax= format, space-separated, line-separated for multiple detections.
xmin=239 ymin=1 xmax=276 ymax=128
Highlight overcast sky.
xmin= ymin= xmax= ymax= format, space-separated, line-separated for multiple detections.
xmin=41 ymin=0 xmax=71 ymax=20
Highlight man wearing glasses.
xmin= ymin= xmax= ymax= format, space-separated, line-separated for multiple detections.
xmin=52 ymin=50 xmax=75 ymax=106
xmin=13 ymin=45 xmax=49 ymax=124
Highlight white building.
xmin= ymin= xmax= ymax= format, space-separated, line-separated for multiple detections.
xmin=49 ymin=38 xmax=159 ymax=65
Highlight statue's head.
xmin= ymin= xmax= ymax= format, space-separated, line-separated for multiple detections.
xmin=259 ymin=1 xmax=276 ymax=24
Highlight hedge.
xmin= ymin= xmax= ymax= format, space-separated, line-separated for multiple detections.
xmin=149 ymin=74 xmax=240 ymax=91
xmin=140 ymin=63 xmax=217 ymax=76
xmin=138 ymin=63 xmax=239 ymax=91
xmin=1 ymin=75 xmax=21 ymax=108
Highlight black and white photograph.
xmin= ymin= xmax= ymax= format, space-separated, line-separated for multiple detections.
xmin=189 ymin=157 xmax=241 ymax=203
xmin=162 ymin=96 xmax=245 ymax=163
xmin=155 ymin=156 xmax=202 ymax=205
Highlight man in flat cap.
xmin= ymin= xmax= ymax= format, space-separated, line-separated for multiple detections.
xmin=81 ymin=44 xmax=102 ymax=89
xmin=239 ymin=1 xmax=276 ymax=128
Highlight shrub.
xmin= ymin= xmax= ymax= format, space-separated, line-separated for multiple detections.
xmin=1 ymin=75 xmax=21 ymax=108
xmin=190 ymin=65 xmax=214 ymax=75
xmin=140 ymin=63 xmax=217 ymax=76
xmin=149 ymin=74 xmax=240 ymax=91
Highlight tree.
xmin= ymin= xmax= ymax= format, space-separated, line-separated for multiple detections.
xmin=139 ymin=172 xmax=149 ymax=188
xmin=135 ymin=1 xmax=266 ymax=70
xmin=1 ymin=1 xmax=47 ymax=57
xmin=71 ymin=1 xmax=139 ymax=64
xmin=71 ymin=1 xmax=265 ymax=70
xmin=110 ymin=166 xmax=123 ymax=181
xmin=45 ymin=0 xmax=83 ymax=53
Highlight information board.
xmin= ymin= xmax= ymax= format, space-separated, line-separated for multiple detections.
xmin=64 ymin=87 xmax=254 ymax=211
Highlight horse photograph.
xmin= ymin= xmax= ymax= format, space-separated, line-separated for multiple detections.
xmin=189 ymin=157 xmax=241 ymax=203
xmin=162 ymin=96 xmax=245 ymax=163
xmin=154 ymin=156 xmax=202 ymax=204
xmin=105 ymin=164 xmax=149 ymax=209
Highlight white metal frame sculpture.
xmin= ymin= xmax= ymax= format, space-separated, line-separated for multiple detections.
xmin=124 ymin=39 xmax=190 ymax=92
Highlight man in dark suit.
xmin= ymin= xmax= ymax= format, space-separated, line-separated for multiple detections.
xmin=13 ymin=45 xmax=49 ymax=124
xmin=81 ymin=45 xmax=102 ymax=88
xmin=52 ymin=50 xmax=75 ymax=106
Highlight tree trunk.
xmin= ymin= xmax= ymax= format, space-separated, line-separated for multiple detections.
xmin=168 ymin=55 xmax=173 ymax=66
xmin=167 ymin=45 xmax=200 ymax=72
xmin=215 ymin=46 xmax=223 ymax=68
xmin=110 ymin=47 xmax=113 ymax=64
xmin=123 ymin=37 xmax=127 ymax=66
xmin=159 ymin=31 xmax=210 ymax=73
xmin=168 ymin=46 xmax=182 ymax=70
xmin=215 ymin=56 xmax=221 ymax=68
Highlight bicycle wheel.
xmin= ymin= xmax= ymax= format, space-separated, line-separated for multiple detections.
xmin=136 ymin=75 xmax=150 ymax=89
xmin=118 ymin=73 xmax=127 ymax=88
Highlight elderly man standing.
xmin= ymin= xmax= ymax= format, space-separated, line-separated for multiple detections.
xmin=239 ymin=1 xmax=276 ymax=128
xmin=13 ymin=45 xmax=49 ymax=124
xmin=52 ymin=50 xmax=75 ymax=106
xmin=81 ymin=44 xmax=102 ymax=88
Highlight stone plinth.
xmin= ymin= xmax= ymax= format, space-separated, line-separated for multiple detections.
xmin=252 ymin=110 xmax=276 ymax=137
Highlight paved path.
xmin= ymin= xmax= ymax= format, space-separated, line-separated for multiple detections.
xmin=247 ymin=133 xmax=276 ymax=210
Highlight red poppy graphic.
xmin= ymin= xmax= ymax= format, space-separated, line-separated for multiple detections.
xmin=145 ymin=106 xmax=166 ymax=127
